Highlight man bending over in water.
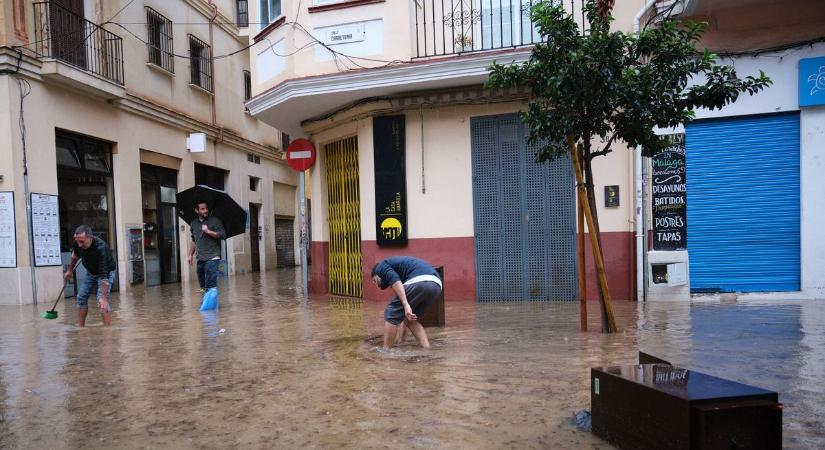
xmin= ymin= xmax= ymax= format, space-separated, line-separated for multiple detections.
xmin=371 ymin=256 xmax=442 ymax=349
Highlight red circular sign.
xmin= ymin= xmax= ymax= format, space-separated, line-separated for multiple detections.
xmin=285 ymin=139 xmax=316 ymax=172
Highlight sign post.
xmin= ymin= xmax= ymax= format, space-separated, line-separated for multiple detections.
xmin=285 ymin=139 xmax=317 ymax=295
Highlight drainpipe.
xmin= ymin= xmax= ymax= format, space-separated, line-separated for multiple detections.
xmin=635 ymin=145 xmax=645 ymax=302
xmin=633 ymin=0 xmax=658 ymax=33
xmin=632 ymin=1 xmax=658 ymax=301
xmin=208 ymin=0 xmax=218 ymax=127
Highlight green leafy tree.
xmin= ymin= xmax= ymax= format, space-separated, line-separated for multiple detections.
xmin=487 ymin=1 xmax=771 ymax=332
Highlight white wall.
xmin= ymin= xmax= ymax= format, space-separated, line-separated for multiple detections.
xmin=690 ymin=42 xmax=825 ymax=299
xmin=800 ymin=106 xmax=825 ymax=296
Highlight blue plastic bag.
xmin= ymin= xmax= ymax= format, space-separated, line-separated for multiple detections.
xmin=200 ymin=287 xmax=218 ymax=311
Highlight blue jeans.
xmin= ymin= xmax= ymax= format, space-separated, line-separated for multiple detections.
xmin=197 ymin=259 xmax=219 ymax=289
xmin=76 ymin=270 xmax=116 ymax=312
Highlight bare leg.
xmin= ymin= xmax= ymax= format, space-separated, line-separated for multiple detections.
xmin=395 ymin=324 xmax=408 ymax=345
xmin=102 ymin=312 xmax=112 ymax=326
xmin=383 ymin=321 xmax=400 ymax=349
xmin=403 ymin=320 xmax=430 ymax=349
xmin=77 ymin=308 xmax=88 ymax=327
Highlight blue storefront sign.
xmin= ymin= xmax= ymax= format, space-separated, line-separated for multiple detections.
xmin=799 ymin=56 xmax=825 ymax=107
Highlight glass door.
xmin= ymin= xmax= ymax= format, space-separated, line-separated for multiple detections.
xmin=159 ymin=186 xmax=179 ymax=283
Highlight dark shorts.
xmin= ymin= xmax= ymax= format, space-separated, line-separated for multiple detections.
xmin=384 ymin=281 xmax=442 ymax=325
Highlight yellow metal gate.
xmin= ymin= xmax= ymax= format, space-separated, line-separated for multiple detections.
xmin=325 ymin=136 xmax=362 ymax=297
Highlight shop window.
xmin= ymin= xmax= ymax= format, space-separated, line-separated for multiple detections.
xmin=55 ymin=141 xmax=81 ymax=168
xmin=195 ymin=163 xmax=228 ymax=191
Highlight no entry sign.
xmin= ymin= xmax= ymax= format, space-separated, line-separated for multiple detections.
xmin=285 ymin=139 xmax=316 ymax=172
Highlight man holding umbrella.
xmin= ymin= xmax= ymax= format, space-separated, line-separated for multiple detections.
xmin=188 ymin=201 xmax=226 ymax=293
xmin=177 ymin=185 xmax=247 ymax=307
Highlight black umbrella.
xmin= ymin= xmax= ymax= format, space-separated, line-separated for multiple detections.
xmin=176 ymin=185 xmax=247 ymax=238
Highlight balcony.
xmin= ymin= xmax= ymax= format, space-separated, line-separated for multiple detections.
xmin=414 ymin=0 xmax=586 ymax=58
xmin=33 ymin=1 xmax=125 ymax=95
xmin=248 ymin=0 xmax=587 ymax=136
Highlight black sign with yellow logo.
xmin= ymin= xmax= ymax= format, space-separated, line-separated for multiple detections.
xmin=373 ymin=115 xmax=407 ymax=246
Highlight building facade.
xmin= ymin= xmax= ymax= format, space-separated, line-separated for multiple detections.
xmin=642 ymin=0 xmax=825 ymax=300
xmin=247 ymin=0 xmax=646 ymax=302
xmin=0 ymin=0 xmax=299 ymax=305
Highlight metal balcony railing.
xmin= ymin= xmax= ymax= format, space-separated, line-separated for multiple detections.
xmin=414 ymin=0 xmax=587 ymax=58
xmin=33 ymin=1 xmax=125 ymax=85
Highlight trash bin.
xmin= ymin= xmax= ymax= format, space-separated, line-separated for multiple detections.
xmin=420 ymin=266 xmax=445 ymax=327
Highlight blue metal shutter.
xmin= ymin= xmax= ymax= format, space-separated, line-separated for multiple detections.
xmin=685 ymin=113 xmax=800 ymax=292
xmin=471 ymin=114 xmax=576 ymax=301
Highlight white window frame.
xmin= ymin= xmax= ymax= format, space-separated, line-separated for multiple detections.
xmin=260 ymin=0 xmax=282 ymax=25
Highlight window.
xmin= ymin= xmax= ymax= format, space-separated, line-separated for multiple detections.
xmin=243 ymin=70 xmax=252 ymax=101
xmin=195 ymin=164 xmax=228 ymax=190
xmin=281 ymin=132 xmax=290 ymax=151
xmin=236 ymin=0 xmax=249 ymax=28
xmin=188 ymin=35 xmax=212 ymax=92
xmin=247 ymin=153 xmax=261 ymax=164
xmin=146 ymin=7 xmax=174 ymax=73
xmin=249 ymin=176 xmax=261 ymax=191
xmin=259 ymin=0 xmax=282 ymax=25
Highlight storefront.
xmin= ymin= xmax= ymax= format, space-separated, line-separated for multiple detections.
xmin=140 ymin=164 xmax=180 ymax=286
xmin=55 ymin=130 xmax=118 ymax=295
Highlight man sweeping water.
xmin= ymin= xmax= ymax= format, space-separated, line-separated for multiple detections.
xmin=371 ymin=256 xmax=443 ymax=350
xmin=188 ymin=201 xmax=225 ymax=304
xmin=64 ymin=225 xmax=116 ymax=327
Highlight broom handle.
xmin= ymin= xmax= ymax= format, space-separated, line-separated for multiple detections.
xmin=50 ymin=258 xmax=81 ymax=311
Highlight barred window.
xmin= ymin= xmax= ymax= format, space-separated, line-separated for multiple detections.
xmin=236 ymin=0 xmax=249 ymax=28
xmin=146 ymin=7 xmax=174 ymax=73
xmin=188 ymin=35 xmax=212 ymax=92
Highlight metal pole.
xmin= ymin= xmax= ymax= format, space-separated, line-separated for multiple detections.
xmin=299 ymin=170 xmax=308 ymax=295
xmin=17 ymin=78 xmax=38 ymax=304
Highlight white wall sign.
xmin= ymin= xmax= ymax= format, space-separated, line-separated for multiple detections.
xmin=187 ymin=132 xmax=206 ymax=153
xmin=31 ymin=193 xmax=61 ymax=267
xmin=0 ymin=192 xmax=16 ymax=268
xmin=322 ymin=24 xmax=366 ymax=46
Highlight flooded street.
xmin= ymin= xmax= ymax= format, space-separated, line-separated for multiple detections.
xmin=1 ymin=269 xmax=824 ymax=449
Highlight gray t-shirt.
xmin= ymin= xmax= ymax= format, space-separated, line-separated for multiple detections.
xmin=190 ymin=215 xmax=225 ymax=261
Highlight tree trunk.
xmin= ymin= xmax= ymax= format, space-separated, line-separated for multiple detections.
xmin=567 ymin=135 xmax=617 ymax=333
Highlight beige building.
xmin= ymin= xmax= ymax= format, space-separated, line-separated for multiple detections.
xmin=0 ymin=0 xmax=298 ymax=305
xmin=247 ymin=0 xmax=646 ymax=302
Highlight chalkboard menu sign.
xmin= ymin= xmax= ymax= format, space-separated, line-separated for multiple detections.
xmin=373 ymin=116 xmax=407 ymax=246
xmin=652 ymin=138 xmax=687 ymax=250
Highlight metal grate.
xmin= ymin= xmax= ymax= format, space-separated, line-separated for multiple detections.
xmin=188 ymin=34 xmax=212 ymax=92
xmin=685 ymin=113 xmax=800 ymax=292
xmin=325 ymin=136 xmax=362 ymax=297
xmin=146 ymin=7 xmax=174 ymax=73
xmin=471 ymin=114 xmax=576 ymax=302
xmin=32 ymin=1 xmax=124 ymax=84
xmin=274 ymin=219 xmax=295 ymax=267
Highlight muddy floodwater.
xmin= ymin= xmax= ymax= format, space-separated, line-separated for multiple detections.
xmin=1 ymin=269 xmax=824 ymax=449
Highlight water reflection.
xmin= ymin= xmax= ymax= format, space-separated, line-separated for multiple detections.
xmin=0 ymin=269 xmax=823 ymax=448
